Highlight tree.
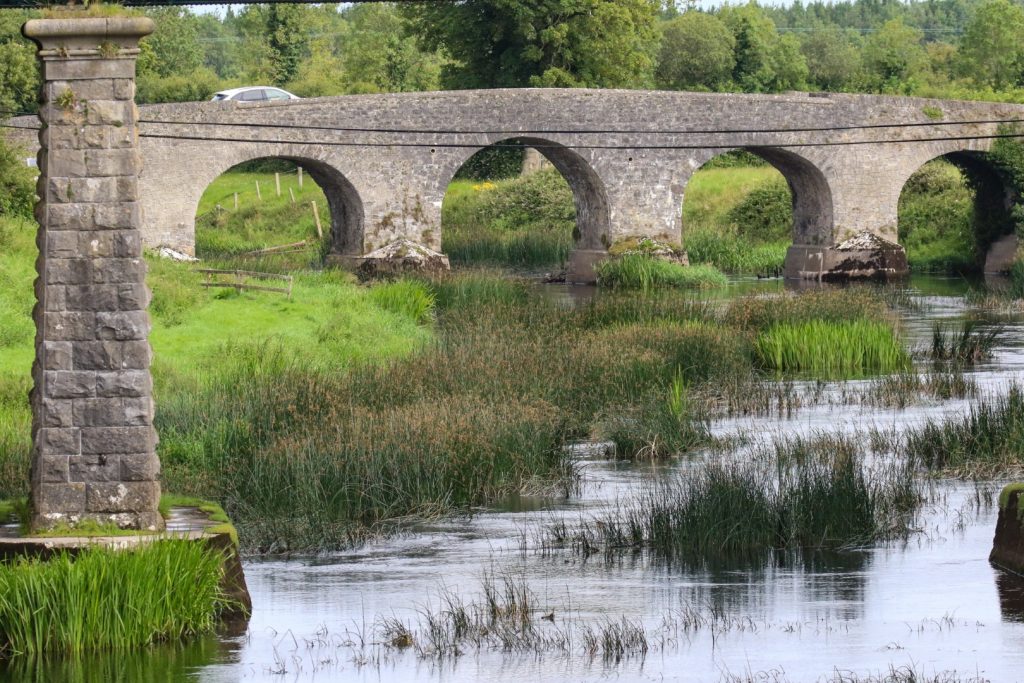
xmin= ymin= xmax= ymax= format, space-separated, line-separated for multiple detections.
xmin=266 ymin=5 xmax=312 ymax=87
xmin=861 ymin=19 xmax=927 ymax=93
xmin=800 ymin=26 xmax=862 ymax=91
xmin=958 ymin=0 xmax=1024 ymax=90
xmin=656 ymin=11 xmax=735 ymax=91
xmin=403 ymin=0 xmax=659 ymax=89
xmin=138 ymin=8 xmax=203 ymax=79
xmin=0 ymin=11 xmax=39 ymax=115
xmin=720 ymin=2 xmax=807 ymax=92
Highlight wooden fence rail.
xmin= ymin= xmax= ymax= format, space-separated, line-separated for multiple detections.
xmin=197 ymin=269 xmax=294 ymax=299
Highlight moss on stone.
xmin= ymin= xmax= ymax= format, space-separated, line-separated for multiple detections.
xmin=998 ymin=483 xmax=1024 ymax=522
xmin=159 ymin=494 xmax=239 ymax=547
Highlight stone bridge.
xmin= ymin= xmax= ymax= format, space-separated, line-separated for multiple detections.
xmin=10 ymin=89 xmax=1024 ymax=280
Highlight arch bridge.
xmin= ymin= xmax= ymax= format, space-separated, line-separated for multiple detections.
xmin=13 ymin=88 xmax=1024 ymax=280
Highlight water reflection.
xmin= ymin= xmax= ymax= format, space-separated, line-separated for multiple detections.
xmin=996 ymin=570 xmax=1024 ymax=622
xmin=0 ymin=636 xmax=228 ymax=683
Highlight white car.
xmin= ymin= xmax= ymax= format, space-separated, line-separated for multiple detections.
xmin=210 ymin=87 xmax=300 ymax=103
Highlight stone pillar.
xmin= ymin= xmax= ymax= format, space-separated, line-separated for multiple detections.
xmin=23 ymin=17 xmax=163 ymax=532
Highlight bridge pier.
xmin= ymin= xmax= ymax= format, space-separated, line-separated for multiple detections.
xmin=23 ymin=17 xmax=163 ymax=531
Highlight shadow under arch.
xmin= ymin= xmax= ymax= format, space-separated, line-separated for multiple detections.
xmin=899 ymin=150 xmax=1017 ymax=270
xmin=446 ymin=137 xmax=612 ymax=251
xmin=747 ymin=147 xmax=834 ymax=247
xmin=193 ymin=155 xmax=364 ymax=257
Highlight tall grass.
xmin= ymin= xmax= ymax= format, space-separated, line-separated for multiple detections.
xmin=442 ymin=171 xmax=574 ymax=269
xmin=725 ymin=288 xmax=891 ymax=330
xmin=596 ymin=255 xmax=727 ymax=291
xmin=903 ymin=386 xmax=1024 ymax=473
xmin=755 ymin=320 xmax=911 ymax=377
xmin=368 ymin=279 xmax=436 ymax=325
xmin=0 ymin=541 xmax=228 ymax=657
xmin=927 ymin=319 xmax=1001 ymax=364
xmin=545 ymin=434 xmax=918 ymax=563
xmin=683 ymin=228 xmax=788 ymax=275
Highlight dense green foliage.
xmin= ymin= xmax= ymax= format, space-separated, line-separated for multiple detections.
xmin=0 ymin=542 xmax=228 ymax=656
xmin=5 ymin=0 xmax=1024 ymax=110
xmin=442 ymin=171 xmax=575 ymax=268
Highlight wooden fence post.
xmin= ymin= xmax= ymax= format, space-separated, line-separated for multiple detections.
xmin=312 ymin=201 xmax=323 ymax=239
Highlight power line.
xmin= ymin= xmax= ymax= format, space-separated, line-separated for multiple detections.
xmin=135 ymin=114 xmax=1024 ymax=138
xmin=132 ymin=129 xmax=1024 ymax=150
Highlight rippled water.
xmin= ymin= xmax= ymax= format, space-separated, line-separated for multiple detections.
xmin=8 ymin=277 xmax=1024 ymax=683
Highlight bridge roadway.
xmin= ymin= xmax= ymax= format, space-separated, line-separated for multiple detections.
xmin=9 ymin=88 xmax=1024 ymax=279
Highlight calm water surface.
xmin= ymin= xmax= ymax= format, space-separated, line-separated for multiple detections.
xmin=9 ymin=276 xmax=1024 ymax=683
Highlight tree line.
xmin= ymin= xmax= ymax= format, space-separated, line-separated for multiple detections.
xmin=1 ymin=0 xmax=1024 ymax=114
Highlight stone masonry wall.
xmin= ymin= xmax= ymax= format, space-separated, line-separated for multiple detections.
xmin=23 ymin=17 xmax=162 ymax=531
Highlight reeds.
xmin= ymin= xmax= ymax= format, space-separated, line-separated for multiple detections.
xmin=754 ymin=320 xmax=910 ymax=377
xmin=595 ymin=255 xmax=728 ymax=291
xmin=368 ymin=279 xmax=436 ymax=325
xmin=903 ymin=386 xmax=1024 ymax=473
xmin=927 ymin=319 xmax=1000 ymax=364
xmin=544 ymin=434 xmax=919 ymax=562
xmin=0 ymin=541 xmax=228 ymax=657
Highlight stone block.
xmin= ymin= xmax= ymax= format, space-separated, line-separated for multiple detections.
xmin=49 ymin=79 xmax=116 ymax=102
xmin=91 ymin=257 xmax=145 ymax=284
xmin=47 ymin=231 xmax=80 ymax=258
xmin=117 ymin=283 xmax=148 ymax=310
xmin=36 ymin=455 xmax=70 ymax=483
xmin=93 ymin=202 xmax=140 ymax=230
xmin=44 ymin=125 xmax=83 ymax=151
xmin=42 ymin=284 xmax=67 ymax=312
xmin=118 ymin=341 xmax=151 ymax=369
xmin=49 ymin=176 xmax=117 ymax=204
xmin=42 ymin=341 xmax=73 ymax=371
xmin=39 ymin=398 xmax=73 ymax=428
xmin=44 ymin=59 xmax=136 ymax=82
xmin=86 ymin=100 xmax=131 ymax=127
xmin=72 ymin=341 xmax=121 ymax=370
xmin=96 ymin=310 xmax=149 ymax=341
xmin=81 ymin=125 xmax=109 ymax=149
xmin=85 ymin=148 xmax=138 ymax=176
xmin=66 ymin=283 xmax=120 ymax=311
xmin=120 ymin=453 xmax=160 ymax=481
xmin=33 ymin=482 xmax=86 ymax=515
xmin=85 ymin=481 xmax=159 ymax=514
xmin=95 ymin=369 xmax=151 ymax=398
xmin=72 ymin=397 xmax=122 ymax=426
xmin=44 ymin=311 xmax=96 ymax=341
xmin=81 ymin=426 xmax=156 ymax=455
xmin=991 ymin=484 xmax=1024 ymax=575
xmin=122 ymin=396 xmax=153 ymax=426
xmin=37 ymin=427 xmax=81 ymax=456
xmin=45 ymin=258 xmax=91 ymax=285
xmin=46 ymin=370 xmax=96 ymax=399
xmin=46 ymin=149 xmax=87 ymax=177
xmin=69 ymin=454 xmax=121 ymax=483
xmin=78 ymin=230 xmax=141 ymax=258
xmin=113 ymin=79 xmax=134 ymax=101
xmin=46 ymin=203 xmax=94 ymax=230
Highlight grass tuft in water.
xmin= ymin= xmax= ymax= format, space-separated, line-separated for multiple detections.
xmin=754 ymin=320 xmax=910 ymax=377
xmin=596 ymin=255 xmax=727 ymax=291
xmin=0 ymin=541 xmax=229 ymax=657
xmin=544 ymin=434 xmax=918 ymax=563
xmin=904 ymin=386 xmax=1024 ymax=474
xmin=927 ymin=319 xmax=1000 ymax=365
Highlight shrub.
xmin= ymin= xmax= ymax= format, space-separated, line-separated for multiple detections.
xmin=0 ymin=138 xmax=35 ymax=220
xmin=596 ymin=255 xmax=727 ymax=291
xmin=725 ymin=177 xmax=792 ymax=242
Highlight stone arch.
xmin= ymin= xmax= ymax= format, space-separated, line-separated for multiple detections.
xmin=172 ymin=148 xmax=364 ymax=257
xmin=681 ymin=147 xmax=834 ymax=247
xmin=897 ymin=148 xmax=1017 ymax=271
xmin=748 ymin=148 xmax=834 ymax=246
xmin=442 ymin=137 xmax=612 ymax=251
